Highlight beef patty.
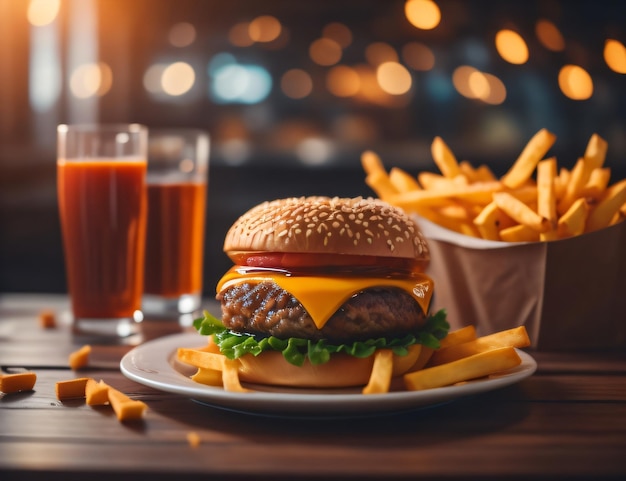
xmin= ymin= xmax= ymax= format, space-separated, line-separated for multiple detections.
xmin=217 ymin=281 xmax=427 ymax=343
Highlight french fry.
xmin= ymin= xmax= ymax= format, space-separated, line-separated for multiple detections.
xmin=554 ymin=167 xmax=570 ymax=200
xmin=0 ymin=372 xmax=37 ymax=393
xmin=389 ymin=181 xmax=503 ymax=209
xmin=85 ymin=379 xmax=110 ymax=406
xmin=418 ymin=172 xmax=468 ymax=190
xmin=431 ymin=136 xmax=462 ymax=178
xmin=389 ymin=167 xmax=421 ymax=192
xmin=428 ymin=326 xmax=531 ymax=366
xmin=537 ymin=157 xmax=558 ymax=240
xmin=191 ymin=368 xmax=223 ymax=387
xmin=361 ymin=150 xmax=386 ymax=176
xmin=439 ymin=325 xmax=477 ymax=349
xmin=362 ymin=151 xmax=398 ymax=200
xmin=583 ymin=133 xmax=608 ymax=170
xmin=56 ymin=377 xmax=91 ymax=400
xmin=473 ymin=202 xmax=502 ymax=241
xmin=365 ymin=171 xmax=397 ymax=200
xmin=222 ymin=359 xmax=250 ymax=393
xmin=459 ymin=160 xmax=480 ymax=183
xmin=362 ymin=349 xmax=394 ymax=394
xmin=501 ymin=128 xmax=556 ymax=189
xmin=586 ymin=178 xmax=626 ymax=232
xmin=474 ymin=164 xmax=497 ymax=182
xmin=580 ymin=167 xmax=611 ymax=201
xmin=557 ymin=198 xmax=589 ymax=238
xmin=499 ymin=224 xmax=540 ymax=242
xmin=557 ymin=158 xmax=587 ymax=215
xmin=404 ymin=347 xmax=522 ymax=391
xmin=107 ymin=386 xmax=148 ymax=422
xmin=492 ymin=192 xmax=551 ymax=233
xmin=177 ymin=348 xmax=226 ymax=371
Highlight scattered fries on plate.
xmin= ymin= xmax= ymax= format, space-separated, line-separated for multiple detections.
xmin=362 ymin=129 xmax=626 ymax=242
xmin=177 ymin=325 xmax=531 ymax=395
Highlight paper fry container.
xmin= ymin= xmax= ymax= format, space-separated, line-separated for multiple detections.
xmin=414 ymin=216 xmax=626 ymax=350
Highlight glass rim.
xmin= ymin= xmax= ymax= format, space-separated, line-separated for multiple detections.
xmin=57 ymin=123 xmax=148 ymax=134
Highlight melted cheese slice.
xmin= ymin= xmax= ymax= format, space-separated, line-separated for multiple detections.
xmin=217 ymin=267 xmax=434 ymax=330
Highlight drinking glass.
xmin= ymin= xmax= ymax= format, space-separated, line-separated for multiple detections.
xmin=57 ymin=123 xmax=148 ymax=338
xmin=142 ymin=128 xmax=209 ymax=316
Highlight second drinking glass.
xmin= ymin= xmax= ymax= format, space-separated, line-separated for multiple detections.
xmin=142 ymin=129 xmax=210 ymax=316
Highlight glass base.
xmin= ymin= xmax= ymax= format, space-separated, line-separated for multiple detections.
xmin=72 ymin=315 xmax=142 ymax=344
xmin=142 ymin=293 xmax=202 ymax=317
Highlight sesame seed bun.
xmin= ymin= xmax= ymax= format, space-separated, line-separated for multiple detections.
xmin=223 ymin=196 xmax=430 ymax=261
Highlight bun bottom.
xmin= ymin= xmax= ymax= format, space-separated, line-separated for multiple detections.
xmin=205 ymin=338 xmax=430 ymax=388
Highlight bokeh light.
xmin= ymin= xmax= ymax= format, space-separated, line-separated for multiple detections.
xmin=322 ymin=22 xmax=352 ymax=49
xmin=402 ymin=42 xmax=435 ymax=71
xmin=281 ymin=69 xmax=313 ymax=99
xmin=365 ymin=42 xmax=398 ymax=66
xmin=326 ymin=65 xmax=361 ymax=97
xmin=69 ymin=62 xmax=113 ymax=98
xmin=27 ymin=0 xmax=60 ymax=27
xmin=309 ymin=38 xmax=342 ymax=66
xmin=209 ymin=55 xmax=272 ymax=104
xmin=604 ymin=39 xmax=626 ymax=74
xmin=376 ymin=62 xmax=412 ymax=95
xmin=405 ymin=0 xmax=441 ymax=30
xmin=535 ymin=19 xmax=565 ymax=52
xmin=161 ymin=61 xmax=195 ymax=96
xmin=248 ymin=15 xmax=282 ymax=43
xmin=495 ymin=29 xmax=529 ymax=64
xmin=229 ymin=22 xmax=254 ymax=47
xmin=168 ymin=22 xmax=196 ymax=47
xmin=558 ymin=65 xmax=593 ymax=100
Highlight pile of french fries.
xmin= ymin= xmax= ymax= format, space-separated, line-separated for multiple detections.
xmin=176 ymin=324 xmax=531 ymax=395
xmin=362 ymin=129 xmax=626 ymax=242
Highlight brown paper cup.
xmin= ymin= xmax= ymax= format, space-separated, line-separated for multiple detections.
xmin=415 ymin=216 xmax=626 ymax=350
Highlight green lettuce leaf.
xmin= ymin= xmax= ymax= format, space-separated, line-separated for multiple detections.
xmin=193 ymin=308 xmax=450 ymax=367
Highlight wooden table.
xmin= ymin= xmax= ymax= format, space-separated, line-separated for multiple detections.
xmin=1 ymin=293 xmax=625 ymax=481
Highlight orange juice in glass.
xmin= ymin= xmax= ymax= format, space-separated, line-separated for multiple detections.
xmin=142 ymin=129 xmax=209 ymax=315
xmin=57 ymin=124 xmax=148 ymax=338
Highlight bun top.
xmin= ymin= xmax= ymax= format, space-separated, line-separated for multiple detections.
xmin=223 ymin=196 xmax=430 ymax=261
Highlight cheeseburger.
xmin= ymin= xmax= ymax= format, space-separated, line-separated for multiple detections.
xmin=194 ymin=196 xmax=449 ymax=388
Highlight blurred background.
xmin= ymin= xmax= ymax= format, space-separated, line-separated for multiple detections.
xmin=1 ymin=0 xmax=625 ymax=297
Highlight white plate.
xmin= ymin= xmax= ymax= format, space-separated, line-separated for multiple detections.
xmin=120 ymin=332 xmax=537 ymax=418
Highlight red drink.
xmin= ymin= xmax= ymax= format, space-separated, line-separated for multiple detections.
xmin=57 ymin=158 xmax=147 ymax=319
xmin=144 ymin=181 xmax=206 ymax=298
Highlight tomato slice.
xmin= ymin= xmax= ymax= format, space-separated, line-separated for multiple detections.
xmin=228 ymin=251 xmax=427 ymax=274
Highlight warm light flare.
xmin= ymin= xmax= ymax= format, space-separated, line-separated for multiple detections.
xmin=322 ymin=22 xmax=352 ymax=49
xmin=402 ymin=42 xmax=435 ymax=71
xmin=248 ymin=15 xmax=282 ymax=43
xmin=161 ymin=62 xmax=196 ymax=96
xmin=495 ymin=29 xmax=529 ymax=65
xmin=229 ymin=22 xmax=254 ymax=47
xmin=365 ymin=42 xmax=398 ymax=66
xmin=168 ymin=22 xmax=196 ymax=47
xmin=558 ymin=65 xmax=593 ymax=100
xmin=326 ymin=65 xmax=360 ymax=97
xmin=309 ymin=38 xmax=342 ymax=66
xmin=27 ymin=0 xmax=60 ymax=27
xmin=69 ymin=62 xmax=113 ymax=99
xmin=281 ymin=69 xmax=313 ymax=99
xmin=452 ymin=66 xmax=505 ymax=104
xmin=604 ymin=39 xmax=626 ymax=74
xmin=376 ymin=62 xmax=412 ymax=95
xmin=535 ymin=19 xmax=565 ymax=52
xmin=405 ymin=0 xmax=441 ymax=30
